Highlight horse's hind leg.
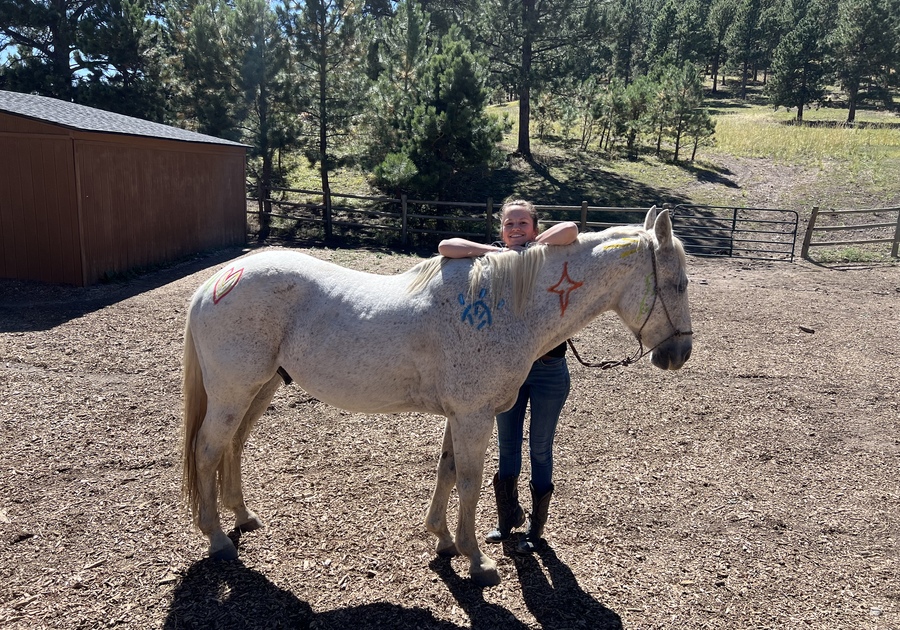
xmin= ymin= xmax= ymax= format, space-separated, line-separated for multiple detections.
xmin=425 ymin=420 xmax=458 ymax=556
xmin=194 ymin=401 xmax=251 ymax=560
xmin=221 ymin=375 xmax=282 ymax=533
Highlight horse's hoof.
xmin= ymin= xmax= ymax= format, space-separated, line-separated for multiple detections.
xmin=237 ymin=516 xmax=263 ymax=533
xmin=436 ymin=542 xmax=459 ymax=557
xmin=209 ymin=541 xmax=239 ymax=561
xmin=470 ymin=566 xmax=502 ymax=587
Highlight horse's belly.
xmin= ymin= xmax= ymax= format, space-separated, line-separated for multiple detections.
xmin=295 ymin=374 xmax=439 ymax=415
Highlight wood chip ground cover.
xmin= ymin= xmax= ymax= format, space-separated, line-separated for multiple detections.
xmin=0 ymin=247 xmax=898 ymax=629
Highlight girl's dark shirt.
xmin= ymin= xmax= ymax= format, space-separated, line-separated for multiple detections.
xmin=544 ymin=342 xmax=567 ymax=359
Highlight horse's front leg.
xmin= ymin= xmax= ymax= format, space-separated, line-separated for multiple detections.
xmin=451 ymin=412 xmax=500 ymax=587
xmin=425 ymin=420 xmax=458 ymax=556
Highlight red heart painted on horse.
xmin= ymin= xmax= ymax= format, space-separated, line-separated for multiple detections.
xmin=213 ymin=267 xmax=244 ymax=304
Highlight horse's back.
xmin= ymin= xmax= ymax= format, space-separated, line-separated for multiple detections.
xmin=186 ymin=249 xmax=456 ymax=412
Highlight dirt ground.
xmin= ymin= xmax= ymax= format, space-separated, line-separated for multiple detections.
xmin=0 ymin=242 xmax=898 ymax=630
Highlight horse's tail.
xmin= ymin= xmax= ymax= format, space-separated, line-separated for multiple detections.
xmin=181 ymin=320 xmax=207 ymax=526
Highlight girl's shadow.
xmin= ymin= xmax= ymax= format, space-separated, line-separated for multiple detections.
xmin=429 ymin=540 xmax=622 ymax=629
xmin=514 ymin=542 xmax=623 ymax=629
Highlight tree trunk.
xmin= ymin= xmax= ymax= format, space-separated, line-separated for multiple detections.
xmin=673 ymin=126 xmax=681 ymax=161
xmin=318 ymin=42 xmax=332 ymax=238
xmin=847 ymin=83 xmax=858 ymax=123
xmin=49 ymin=0 xmax=75 ymax=101
xmin=516 ymin=0 xmax=535 ymax=159
xmin=711 ymin=54 xmax=720 ymax=93
xmin=258 ymin=82 xmax=272 ymax=243
xmin=740 ymin=58 xmax=749 ymax=99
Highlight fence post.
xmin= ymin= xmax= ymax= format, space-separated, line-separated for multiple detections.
xmin=323 ymin=184 xmax=333 ymax=239
xmin=401 ymin=194 xmax=408 ymax=247
xmin=800 ymin=206 xmax=819 ymax=259
xmin=729 ymin=207 xmax=738 ymax=257
xmin=892 ymin=208 xmax=900 ymax=259
xmin=486 ymin=197 xmax=494 ymax=240
xmin=257 ymin=183 xmax=269 ymax=242
xmin=580 ymin=202 xmax=588 ymax=231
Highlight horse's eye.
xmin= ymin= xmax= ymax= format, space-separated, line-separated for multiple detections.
xmin=677 ymin=278 xmax=689 ymax=293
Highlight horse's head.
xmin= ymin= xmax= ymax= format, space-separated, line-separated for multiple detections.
xmin=617 ymin=207 xmax=693 ymax=370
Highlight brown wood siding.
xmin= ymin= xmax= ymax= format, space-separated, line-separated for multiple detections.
xmin=0 ymin=112 xmax=70 ymax=136
xmin=75 ymin=135 xmax=245 ymax=284
xmin=0 ymin=132 xmax=82 ymax=285
xmin=0 ymin=109 xmax=245 ymax=286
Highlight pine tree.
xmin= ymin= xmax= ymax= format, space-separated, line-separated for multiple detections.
xmin=666 ymin=63 xmax=706 ymax=161
xmin=610 ymin=0 xmax=646 ymax=85
xmin=282 ymin=0 xmax=367 ymax=235
xmin=766 ymin=0 xmax=829 ymax=121
xmin=362 ymin=0 xmax=434 ymax=175
xmin=472 ymin=0 xmax=601 ymax=158
xmin=725 ymin=0 xmax=763 ymax=99
xmin=403 ymin=26 xmax=506 ymax=195
xmin=622 ymin=74 xmax=654 ymax=158
xmin=230 ymin=0 xmax=304 ymax=240
xmin=830 ymin=0 xmax=898 ymax=122
xmin=0 ymin=0 xmax=164 ymax=113
xmin=76 ymin=0 xmax=168 ymax=120
xmin=707 ymin=0 xmax=736 ymax=93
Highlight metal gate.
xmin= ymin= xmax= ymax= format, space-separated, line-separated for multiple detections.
xmin=669 ymin=204 xmax=799 ymax=262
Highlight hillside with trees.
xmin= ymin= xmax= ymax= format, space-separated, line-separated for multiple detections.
xmin=2 ymin=0 xmax=898 ymax=207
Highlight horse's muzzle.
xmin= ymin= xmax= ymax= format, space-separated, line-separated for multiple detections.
xmin=650 ymin=338 xmax=692 ymax=370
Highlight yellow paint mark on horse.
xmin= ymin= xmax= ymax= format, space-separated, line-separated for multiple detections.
xmin=602 ymin=237 xmax=639 ymax=258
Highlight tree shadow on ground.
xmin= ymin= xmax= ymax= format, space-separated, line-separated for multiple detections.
xmin=164 ymin=558 xmax=466 ymax=630
xmin=429 ymin=542 xmax=622 ymax=630
xmin=457 ymin=152 xmax=692 ymax=210
xmin=777 ymin=118 xmax=900 ymax=130
xmin=676 ymin=161 xmax=740 ymax=189
xmin=0 ymin=247 xmax=245 ymax=333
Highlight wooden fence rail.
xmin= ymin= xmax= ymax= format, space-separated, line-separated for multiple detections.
xmin=248 ymin=187 xmax=801 ymax=261
xmin=801 ymin=206 xmax=900 ymax=259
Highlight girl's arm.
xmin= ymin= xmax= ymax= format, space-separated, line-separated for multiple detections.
xmin=534 ymin=221 xmax=579 ymax=246
xmin=438 ymin=238 xmax=503 ymax=258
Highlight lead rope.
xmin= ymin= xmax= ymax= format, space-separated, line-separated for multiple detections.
xmin=566 ymin=244 xmax=692 ymax=370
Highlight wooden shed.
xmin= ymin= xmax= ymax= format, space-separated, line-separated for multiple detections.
xmin=0 ymin=90 xmax=247 ymax=286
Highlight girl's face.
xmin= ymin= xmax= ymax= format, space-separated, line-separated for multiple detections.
xmin=500 ymin=206 xmax=538 ymax=248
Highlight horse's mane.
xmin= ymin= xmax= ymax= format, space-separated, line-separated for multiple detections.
xmin=405 ymin=247 xmax=547 ymax=315
xmin=406 ymin=225 xmax=654 ymax=314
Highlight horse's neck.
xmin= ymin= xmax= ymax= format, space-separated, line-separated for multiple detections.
xmin=528 ymin=237 xmax=644 ymax=353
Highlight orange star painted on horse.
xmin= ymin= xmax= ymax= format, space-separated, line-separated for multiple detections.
xmin=547 ymin=262 xmax=583 ymax=317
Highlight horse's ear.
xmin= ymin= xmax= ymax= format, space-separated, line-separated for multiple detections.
xmin=654 ymin=209 xmax=674 ymax=249
xmin=643 ymin=205 xmax=658 ymax=230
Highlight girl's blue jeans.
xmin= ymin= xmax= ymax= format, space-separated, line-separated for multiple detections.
xmin=495 ymin=356 xmax=571 ymax=495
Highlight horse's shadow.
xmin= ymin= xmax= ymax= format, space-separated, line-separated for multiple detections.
xmin=163 ymin=556 xmax=462 ymax=629
xmin=165 ymin=543 xmax=622 ymax=630
xmin=430 ymin=541 xmax=622 ymax=630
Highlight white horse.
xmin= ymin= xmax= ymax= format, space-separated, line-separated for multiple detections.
xmin=182 ymin=206 xmax=692 ymax=586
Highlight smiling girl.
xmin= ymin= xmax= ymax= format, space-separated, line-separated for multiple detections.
xmin=438 ymin=198 xmax=578 ymax=554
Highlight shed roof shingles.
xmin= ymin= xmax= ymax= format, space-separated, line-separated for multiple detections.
xmin=0 ymin=90 xmax=246 ymax=147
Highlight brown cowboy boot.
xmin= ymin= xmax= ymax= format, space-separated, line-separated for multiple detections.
xmin=516 ymin=482 xmax=553 ymax=554
xmin=485 ymin=473 xmax=525 ymax=543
